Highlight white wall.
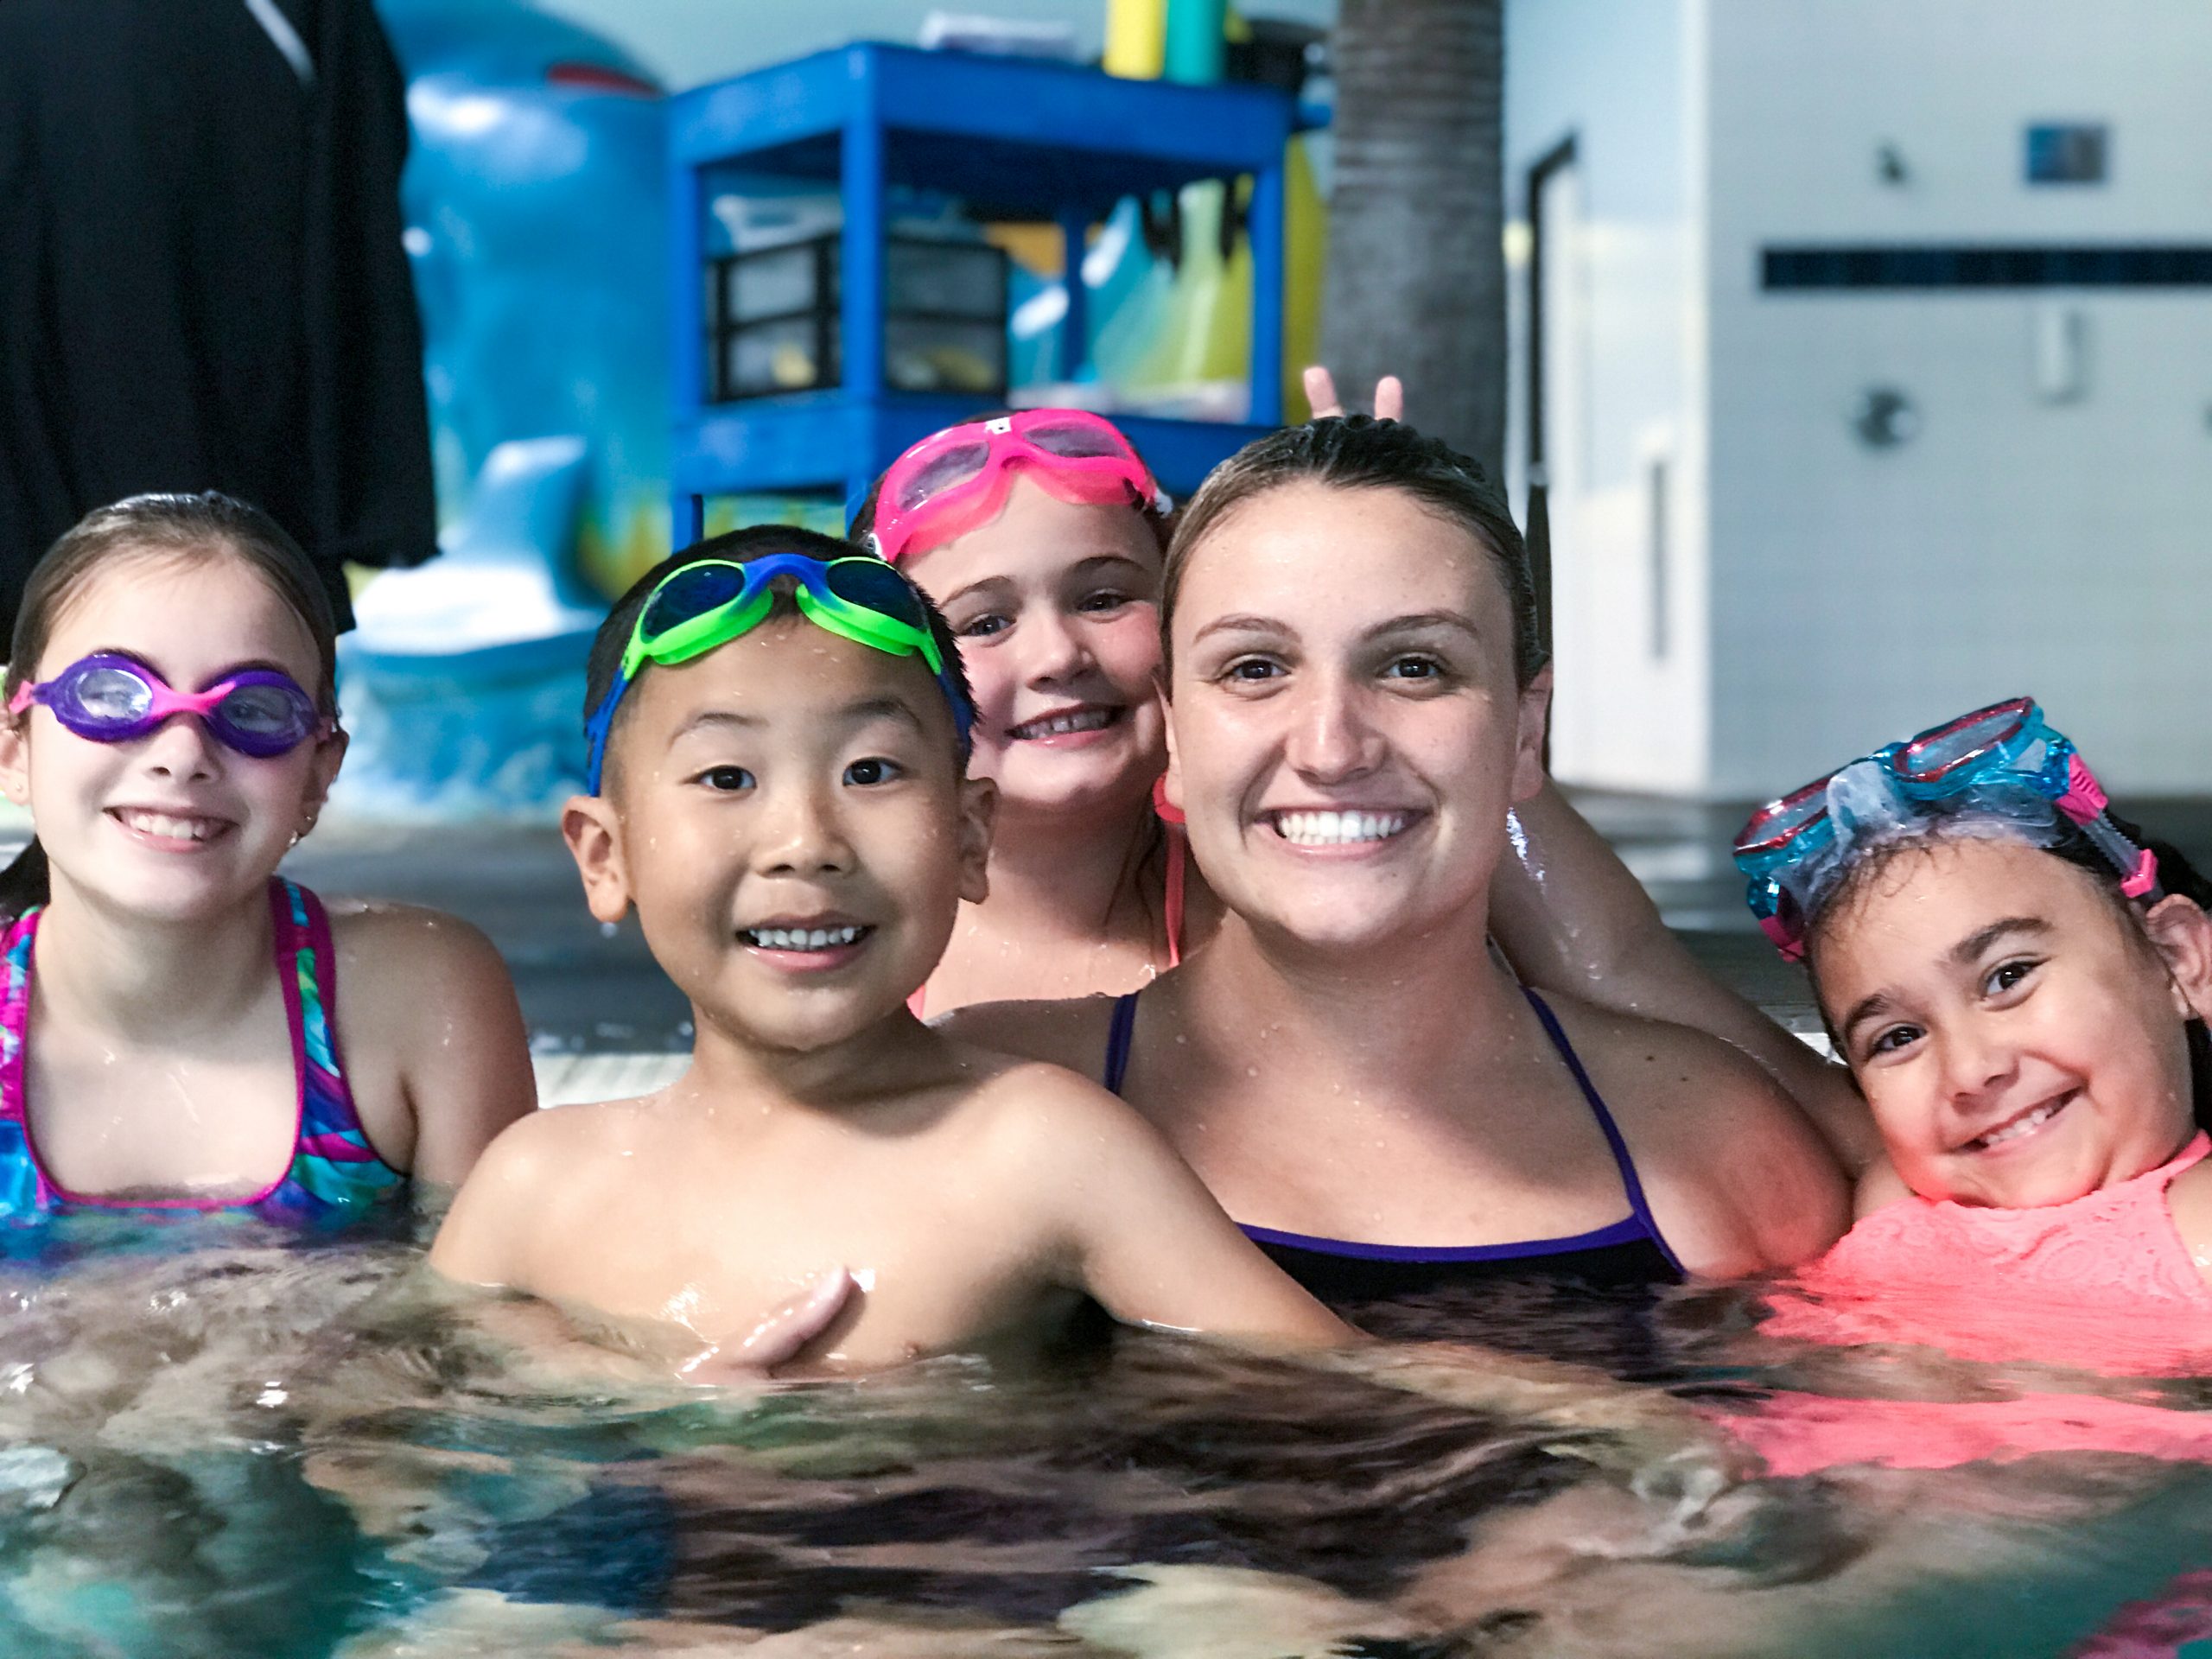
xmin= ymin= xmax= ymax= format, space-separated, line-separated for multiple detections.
xmin=1704 ymin=0 xmax=2212 ymax=796
xmin=1506 ymin=0 xmax=1709 ymax=792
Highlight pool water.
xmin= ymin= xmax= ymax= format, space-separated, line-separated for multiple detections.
xmin=6 ymin=1224 xmax=2212 ymax=1658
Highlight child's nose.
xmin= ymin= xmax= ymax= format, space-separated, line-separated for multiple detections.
xmin=139 ymin=714 xmax=221 ymax=783
xmin=1019 ymin=610 xmax=1094 ymax=686
xmin=756 ymin=783 xmax=853 ymax=876
xmin=1937 ymin=1022 xmax=2014 ymax=1103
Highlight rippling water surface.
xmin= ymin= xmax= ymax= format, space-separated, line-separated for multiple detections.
xmin=5 ymin=1224 xmax=2212 ymax=1658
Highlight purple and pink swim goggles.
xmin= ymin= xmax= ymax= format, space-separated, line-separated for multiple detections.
xmin=1733 ymin=696 xmax=2161 ymax=961
xmin=8 ymin=653 xmax=331 ymax=759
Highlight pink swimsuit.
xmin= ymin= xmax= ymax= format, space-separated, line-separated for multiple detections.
xmin=1729 ymin=1135 xmax=2212 ymax=1479
xmin=1763 ymin=1133 xmax=2212 ymax=1374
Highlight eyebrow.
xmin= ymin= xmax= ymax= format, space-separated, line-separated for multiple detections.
xmin=936 ymin=554 xmax=1148 ymax=611
xmin=665 ymin=696 xmax=927 ymax=746
xmin=82 ymin=649 xmax=300 ymax=689
xmin=1835 ymin=916 xmax=2053 ymax=1042
xmin=1188 ymin=608 xmax=1487 ymax=648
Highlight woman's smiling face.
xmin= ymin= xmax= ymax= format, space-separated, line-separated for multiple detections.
xmin=903 ymin=476 xmax=1166 ymax=825
xmin=1163 ymin=480 xmax=1549 ymax=957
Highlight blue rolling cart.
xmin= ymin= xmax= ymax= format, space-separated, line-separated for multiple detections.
xmin=666 ymin=41 xmax=1298 ymax=541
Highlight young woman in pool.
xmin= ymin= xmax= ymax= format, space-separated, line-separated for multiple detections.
xmin=853 ymin=410 xmax=1207 ymax=1015
xmin=949 ymin=418 xmax=1847 ymax=1305
xmin=1295 ymin=367 xmax=1880 ymax=1173
xmin=0 ymin=493 xmax=535 ymax=1224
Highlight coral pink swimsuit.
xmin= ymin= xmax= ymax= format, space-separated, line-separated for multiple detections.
xmin=1764 ymin=1133 xmax=2212 ymax=1373
xmin=1734 ymin=1135 xmax=2212 ymax=1478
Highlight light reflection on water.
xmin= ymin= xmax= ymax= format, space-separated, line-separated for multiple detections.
xmin=3 ymin=1230 xmax=2212 ymax=1657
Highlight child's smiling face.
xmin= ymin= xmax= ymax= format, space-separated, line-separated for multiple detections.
xmin=904 ymin=476 xmax=1166 ymax=826
xmin=567 ymin=616 xmax=993 ymax=1055
xmin=1 ymin=551 xmax=343 ymax=923
xmin=1814 ymin=835 xmax=2211 ymax=1208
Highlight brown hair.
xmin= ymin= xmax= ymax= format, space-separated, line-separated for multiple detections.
xmin=1160 ymin=416 xmax=1544 ymax=686
xmin=0 ymin=493 xmax=340 ymax=918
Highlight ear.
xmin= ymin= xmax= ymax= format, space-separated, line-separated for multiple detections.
xmin=0 ymin=714 xmax=29 ymax=809
xmin=296 ymin=728 xmax=349 ymax=836
xmin=2145 ymin=893 xmax=2212 ymax=1022
xmin=562 ymin=792 xmax=633 ymax=924
xmin=1510 ymin=664 xmax=1554 ymax=805
xmin=1160 ymin=698 xmax=1185 ymax=819
xmin=956 ymin=775 xmax=996 ymax=906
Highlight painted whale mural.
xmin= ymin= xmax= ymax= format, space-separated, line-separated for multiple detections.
xmin=337 ymin=0 xmax=666 ymax=813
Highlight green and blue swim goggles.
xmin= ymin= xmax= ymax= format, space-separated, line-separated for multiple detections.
xmin=583 ymin=552 xmax=972 ymax=793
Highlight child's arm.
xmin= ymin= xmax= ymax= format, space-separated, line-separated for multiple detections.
xmin=1006 ymin=1067 xmax=1355 ymax=1350
xmin=335 ymin=905 xmax=537 ymax=1191
xmin=1489 ymin=781 xmax=1882 ymax=1172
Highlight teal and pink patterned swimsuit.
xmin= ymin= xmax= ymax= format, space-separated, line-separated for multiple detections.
xmin=0 ymin=878 xmax=407 ymax=1225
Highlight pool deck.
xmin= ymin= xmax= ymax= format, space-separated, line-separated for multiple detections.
xmin=273 ymin=793 xmax=2212 ymax=1098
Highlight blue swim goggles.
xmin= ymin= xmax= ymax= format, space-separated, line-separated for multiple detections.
xmin=583 ymin=552 xmax=971 ymax=793
xmin=1733 ymin=696 xmax=2161 ymax=960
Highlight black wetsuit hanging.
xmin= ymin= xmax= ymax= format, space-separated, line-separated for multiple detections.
xmin=0 ymin=0 xmax=435 ymax=636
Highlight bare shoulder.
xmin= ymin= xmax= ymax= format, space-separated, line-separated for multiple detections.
xmin=2164 ymin=1152 xmax=2212 ymax=1282
xmin=1533 ymin=990 xmax=1847 ymax=1270
xmin=327 ymin=899 xmax=512 ymax=997
xmin=931 ymin=1040 xmax=1179 ymax=1183
xmin=1535 ymin=990 xmax=1812 ymax=1146
xmin=938 ymin=993 xmax=1122 ymax=1077
xmin=429 ymin=1097 xmax=647 ymax=1281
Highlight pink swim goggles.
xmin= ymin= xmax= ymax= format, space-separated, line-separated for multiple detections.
xmin=870 ymin=410 xmax=1159 ymax=563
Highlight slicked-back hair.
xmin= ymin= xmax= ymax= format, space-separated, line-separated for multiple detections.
xmin=1160 ymin=416 xmax=1544 ymax=686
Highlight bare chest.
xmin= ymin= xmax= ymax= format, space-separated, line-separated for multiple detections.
xmin=543 ymin=1148 xmax=1076 ymax=1369
xmin=24 ymin=1007 xmax=301 ymax=1203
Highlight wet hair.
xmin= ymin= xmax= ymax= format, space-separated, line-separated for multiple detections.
xmin=582 ymin=524 xmax=976 ymax=785
xmin=0 ymin=493 xmax=340 ymax=922
xmin=846 ymin=410 xmax=1172 ymax=558
xmin=1805 ymin=807 xmax=2212 ymax=1128
xmin=1160 ymin=416 xmax=1545 ymax=686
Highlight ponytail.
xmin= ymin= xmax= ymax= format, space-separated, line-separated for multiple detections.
xmin=0 ymin=839 xmax=48 ymax=925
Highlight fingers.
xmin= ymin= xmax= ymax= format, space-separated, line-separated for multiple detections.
xmin=732 ymin=1266 xmax=855 ymax=1369
xmin=1300 ymin=365 xmax=1405 ymax=423
xmin=678 ymin=1267 xmax=857 ymax=1383
xmin=1302 ymin=364 xmax=1344 ymax=419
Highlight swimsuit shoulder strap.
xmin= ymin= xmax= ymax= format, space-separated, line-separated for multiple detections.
xmin=1102 ymin=989 xmax=1141 ymax=1096
xmin=1163 ymin=823 xmax=1186 ymax=970
xmin=266 ymin=880 xmax=403 ymax=1213
xmin=0 ymin=906 xmax=51 ymax=1214
xmin=1521 ymin=988 xmax=1685 ymax=1274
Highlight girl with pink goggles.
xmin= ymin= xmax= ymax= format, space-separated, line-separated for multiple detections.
xmin=868 ymin=410 xmax=1160 ymax=564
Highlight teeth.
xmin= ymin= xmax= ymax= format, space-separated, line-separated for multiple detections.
xmin=741 ymin=925 xmax=864 ymax=951
xmin=120 ymin=810 xmax=216 ymax=842
xmin=1013 ymin=708 xmax=1115 ymax=739
xmin=1969 ymin=1097 xmax=2064 ymax=1151
xmin=1272 ymin=810 xmax=1409 ymax=847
